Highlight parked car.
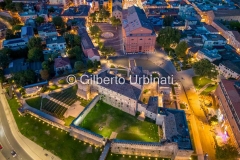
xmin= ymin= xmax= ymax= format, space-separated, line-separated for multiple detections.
xmin=11 ymin=150 xmax=17 ymax=157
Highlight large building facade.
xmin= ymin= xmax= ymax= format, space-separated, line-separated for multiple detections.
xmin=122 ymin=6 xmax=156 ymax=54
xmin=215 ymin=79 xmax=240 ymax=149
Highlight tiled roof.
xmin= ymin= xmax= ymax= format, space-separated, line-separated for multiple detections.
xmin=54 ymin=57 xmax=70 ymax=68
xmin=86 ymin=48 xmax=100 ymax=58
xmin=219 ymin=79 xmax=240 ymax=122
xmin=37 ymin=23 xmax=57 ymax=33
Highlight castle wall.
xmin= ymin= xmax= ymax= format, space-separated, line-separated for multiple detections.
xmin=111 ymin=141 xmax=178 ymax=159
xmin=73 ymin=95 xmax=100 ymax=126
xmin=70 ymin=126 xmax=106 ymax=146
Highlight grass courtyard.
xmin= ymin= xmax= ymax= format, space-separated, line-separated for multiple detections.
xmin=80 ymin=101 xmax=159 ymax=142
xmin=192 ymin=76 xmax=213 ymax=90
xmin=8 ymin=98 xmax=102 ymax=160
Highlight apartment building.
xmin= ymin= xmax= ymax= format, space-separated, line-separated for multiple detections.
xmin=37 ymin=23 xmax=58 ymax=40
xmin=215 ymin=79 xmax=240 ymax=149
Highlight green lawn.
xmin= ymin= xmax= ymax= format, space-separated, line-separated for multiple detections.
xmin=49 ymin=85 xmax=61 ymax=91
xmin=80 ymin=101 xmax=159 ymax=142
xmin=25 ymin=96 xmax=42 ymax=110
xmin=58 ymin=79 xmax=67 ymax=84
xmin=64 ymin=116 xmax=75 ymax=126
xmin=200 ymin=84 xmax=218 ymax=95
xmin=79 ymin=97 xmax=92 ymax=107
xmin=192 ymin=76 xmax=213 ymax=90
xmin=180 ymin=103 xmax=186 ymax=109
xmin=8 ymin=98 xmax=102 ymax=160
xmin=106 ymin=153 xmax=170 ymax=160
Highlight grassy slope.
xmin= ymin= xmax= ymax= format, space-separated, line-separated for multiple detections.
xmin=192 ymin=76 xmax=213 ymax=90
xmin=25 ymin=96 xmax=42 ymax=110
xmin=80 ymin=101 xmax=159 ymax=142
xmin=8 ymin=98 xmax=102 ymax=160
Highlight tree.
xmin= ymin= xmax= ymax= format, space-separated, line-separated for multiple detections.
xmin=209 ymin=115 xmax=218 ymax=125
xmin=40 ymin=69 xmax=49 ymax=80
xmin=163 ymin=16 xmax=174 ymax=26
xmin=215 ymin=144 xmax=238 ymax=160
xmin=12 ymin=69 xmax=36 ymax=86
xmin=100 ymin=46 xmax=115 ymax=57
xmin=5 ymin=29 xmax=17 ymax=40
xmin=12 ymin=24 xmax=23 ymax=32
xmin=0 ymin=69 xmax=5 ymax=82
xmin=52 ymin=16 xmax=64 ymax=28
xmin=35 ymin=16 xmax=44 ymax=25
xmin=0 ymin=52 xmax=10 ymax=68
xmin=67 ymin=46 xmax=82 ymax=58
xmin=87 ymin=60 xmax=93 ymax=68
xmin=28 ymin=37 xmax=42 ymax=49
xmin=15 ymin=2 xmax=23 ymax=12
xmin=89 ymin=25 xmax=102 ymax=38
xmin=175 ymin=41 xmax=188 ymax=58
xmin=93 ymin=60 xmax=99 ymax=69
xmin=42 ymin=61 xmax=49 ymax=70
xmin=156 ymin=27 xmax=181 ymax=49
xmin=28 ymin=47 xmax=43 ymax=62
xmin=74 ymin=61 xmax=84 ymax=71
xmin=64 ymin=34 xmax=80 ymax=48
xmin=110 ymin=16 xmax=121 ymax=29
xmin=193 ymin=59 xmax=218 ymax=80
xmin=48 ymin=6 xmax=55 ymax=13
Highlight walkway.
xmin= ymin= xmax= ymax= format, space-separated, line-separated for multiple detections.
xmin=99 ymin=140 xmax=111 ymax=160
xmin=197 ymin=83 xmax=214 ymax=94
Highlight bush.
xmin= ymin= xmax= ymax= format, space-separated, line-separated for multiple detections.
xmin=58 ymin=79 xmax=67 ymax=84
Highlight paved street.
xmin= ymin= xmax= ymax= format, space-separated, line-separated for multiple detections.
xmin=0 ymin=93 xmax=32 ymax=160
xmin=0 ymin=86 xmax=60 ymax=160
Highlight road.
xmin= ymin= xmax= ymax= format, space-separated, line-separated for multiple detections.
xmin=0 ymin=92 xmax=32 ymax=160
xmin=179 ymin=70 xmax=216 ymax=160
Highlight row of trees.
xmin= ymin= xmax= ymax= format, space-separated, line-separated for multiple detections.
xmin=89 ymin=7 xmax=110 ymax=23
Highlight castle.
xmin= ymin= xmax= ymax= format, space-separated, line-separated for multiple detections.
xmin=74 ymin=70 xmax=193 ymax=160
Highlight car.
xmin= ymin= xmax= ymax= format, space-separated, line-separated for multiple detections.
xmin=0 ymin=144 xmax=2 ymax=150
xmin=11 ymin=150 xmax=17 ymax=157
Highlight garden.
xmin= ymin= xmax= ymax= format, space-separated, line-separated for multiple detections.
xmin=8 ymin=98 xmax=102 ymax=160
xmin=80 ymin=101 xmax=160 ymax=142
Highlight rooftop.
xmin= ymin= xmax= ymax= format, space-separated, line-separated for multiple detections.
xmin=46 ymin=36 xmax=66 ymax=44
xmin=78 ymin=28 xmax=94 ymax=50
xmin=112 ymin=5 xmax=122 ymax=12
xmin=3 ymin=37 xmax=28 ymax=45
xmin=37 ymin=23 xmax=57 ymax=33
xmin=21 ymin=26 xmax=34 ymax=38
xmin=202 ymin=34 xmax=226 ymax=41
xmin=198 ymin=48 xmax=222 ymax=60
xmin=220 ymin=60 xmax=240 ymax=74
xmin=96 ymin=71 xmax=141 ymax=100
xmin=54 ymin=57 xmax=70 ymax=68
xmin=61 ymin=6 xmax=90 ymax=17
xmin=214 ymin=9 xmax=240 ymax=17
xmin=158 ymin=108 xmax=192 ymax=150
xmin=146 ymin=96 xmax=158 ymax=113
xmin=123 ymin=6 xmax=154 ymax=36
